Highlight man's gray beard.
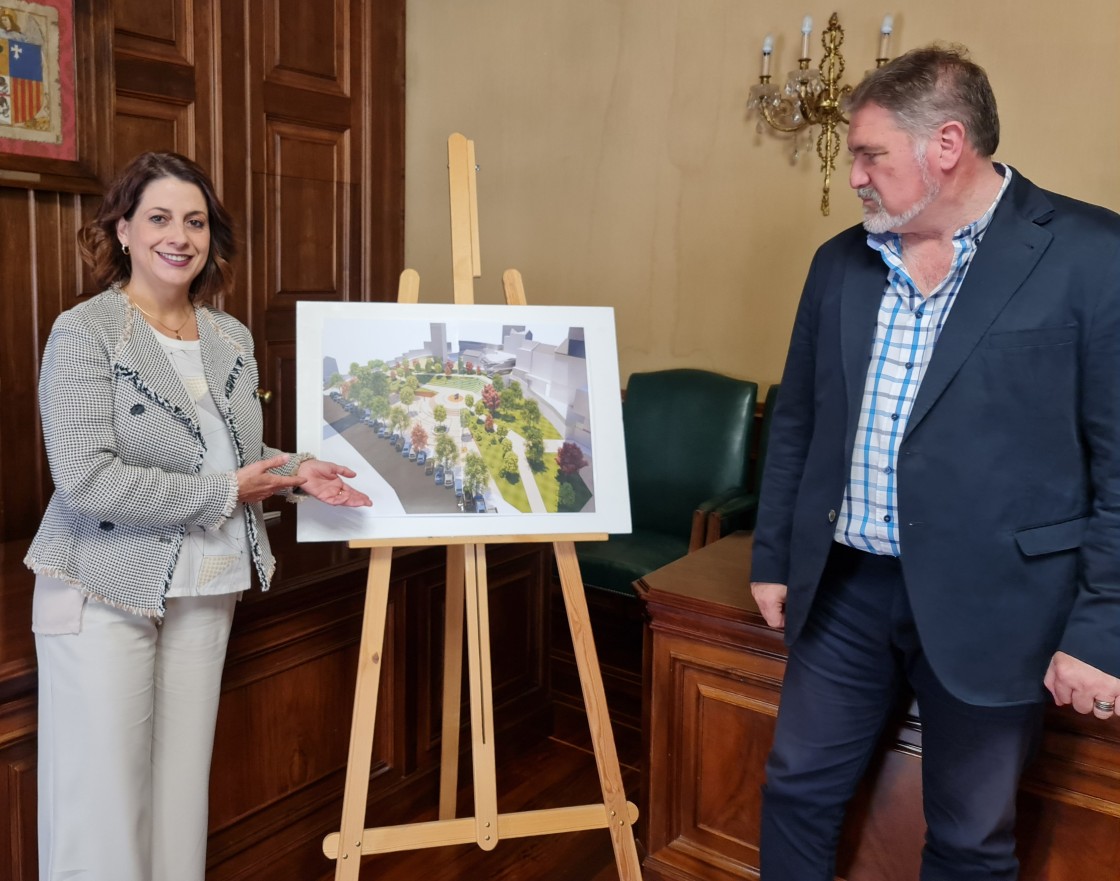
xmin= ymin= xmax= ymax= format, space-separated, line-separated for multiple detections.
xmin=858 ymin=176 xmax=940 ymax=234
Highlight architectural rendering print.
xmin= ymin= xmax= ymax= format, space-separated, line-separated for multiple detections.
xmin=295 ymin=302 xmax=631 ymax=542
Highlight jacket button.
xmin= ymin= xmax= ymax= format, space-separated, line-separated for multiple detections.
xmin=130 ymin=403 xmax=145 ymax=415
xmin=99 ymin=521 xmax=114 ymax=531
xmin=827 ymin=509 xmax=837 ymax=523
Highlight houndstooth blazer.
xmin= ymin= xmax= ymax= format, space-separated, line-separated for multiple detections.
xmin=25 ymin=285 xmax=304 ymax=617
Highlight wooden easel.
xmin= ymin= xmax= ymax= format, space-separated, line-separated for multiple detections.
xmin=323 ymin=134 xmax=641 ymax=880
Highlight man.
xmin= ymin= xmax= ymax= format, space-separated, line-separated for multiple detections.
xmin=749 ymin=45 xmax=1120 ymax=881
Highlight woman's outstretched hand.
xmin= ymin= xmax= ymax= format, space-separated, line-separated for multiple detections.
xmin=296 ymin=458 xmax=372 ymax=507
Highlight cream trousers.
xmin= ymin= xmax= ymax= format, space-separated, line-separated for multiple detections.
xmin=35 ymin=584 xmax=238 ymax=881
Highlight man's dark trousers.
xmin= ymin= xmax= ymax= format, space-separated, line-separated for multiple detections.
xmin=759 ymin=542 xmax=1045 ymax=881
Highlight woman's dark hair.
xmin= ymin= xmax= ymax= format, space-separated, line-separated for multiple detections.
xmin=78 ymin=152 xmax=236 ymax=301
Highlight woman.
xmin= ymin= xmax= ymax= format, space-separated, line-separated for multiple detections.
xmin=25 ymin=151 xmax=371 ymax=881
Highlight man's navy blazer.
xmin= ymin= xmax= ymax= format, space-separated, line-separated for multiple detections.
xmin=749 ymin=168 xmax=1120 ymax=706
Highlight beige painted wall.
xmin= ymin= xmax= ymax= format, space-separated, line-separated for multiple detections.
xmin=405 ymin=1 xmax=1120 ymax=390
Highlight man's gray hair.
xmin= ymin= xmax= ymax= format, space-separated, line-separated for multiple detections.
xmin=846 ymin=45 xmax=1000 ymax=157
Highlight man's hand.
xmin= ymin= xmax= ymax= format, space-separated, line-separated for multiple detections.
xmin=750 ymin=581 xmax=788 ymax=630
xmin=1043 ymin=651 xmax=1120 ymax=720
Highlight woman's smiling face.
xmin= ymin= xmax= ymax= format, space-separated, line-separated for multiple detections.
xmin=116 ymin=176 xmax=210 ymax=300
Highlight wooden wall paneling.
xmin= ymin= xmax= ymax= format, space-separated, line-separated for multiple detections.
xmin=362 ymin=0 xmax=405 ymax=299
xmin=113 ymin=0 xmax=194 ymax=65
xmin=264 ymin=0 xmax=349 ymax=95
xmin=26 ymin=190 xmax=94 ymax=526
xmin=113 ymin=93 xmax=194 ymax=160
xmin=0 ymin=696 xmax=37 ymax=881
xmin=245 ymin=0 xmax=368 ymax=587
xmin=0 ymin=188 xmax=44 ymax=542
xmin=264 ymin=121 xmax=350 ymax=301
xmin=112 ymin=0 xmax=215 ymax=172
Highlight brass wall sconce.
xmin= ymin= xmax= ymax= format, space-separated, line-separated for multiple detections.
xmin=747 ymin=12 xmax=894 ymax=216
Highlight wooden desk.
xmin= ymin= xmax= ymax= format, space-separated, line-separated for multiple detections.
xmin=636 ymin=532 xmax=1120 ymax=881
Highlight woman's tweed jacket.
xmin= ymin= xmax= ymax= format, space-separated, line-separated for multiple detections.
xmin=25 ymin=286 xmax=304 ymax=617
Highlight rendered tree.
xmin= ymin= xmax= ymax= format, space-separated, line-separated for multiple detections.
xmin=328 ymin=372 xmax=343 ymax=388
xmin=556 ymin=441 xmax=587 ymax=476
xmin=435 ymin=433 xmax=457 ymax=467
xmin=523 ymin=424 xmax=544 ymax=468
xmin=474 ymin=399 xmax=487 ymax=420
xmin=481 ymin=383 xmax=501 ymax=414
xmin=370 ymin=396 xmax=390 ymax=426
xmin=499 ymin=386 xmax=519 ymax=413
xmin=502 ymin=450 xmax=520 ymax=478
xmin=523 ymin=398 xmax=541 ymax=425
xmin=411 ymin=424 xmax=429 ymax=453
xmin=484 ymin=414 xmax=494 ymax=433
xmin=389 ymin=405 xmax=409 ymax=437
xmin=464 ymin=452 xmax=488 ymax=496
xmin=433 ymin=404 xmax=447 ymax=430
xmin=495 ymin=425 xmax=509 ymax=443
xmin=399 ymin=386 xmax=415 ymax=411
xmin=445 ymin=360 xmax=454 ymax=376
xmin=464 ymin=393 xmax=475 ymax=409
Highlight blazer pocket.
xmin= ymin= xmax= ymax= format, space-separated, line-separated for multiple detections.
xmin=1014 ymin=516 xmax=1089 ymax=556
xmin=985 ymin=324 xmax=1076 ymax=349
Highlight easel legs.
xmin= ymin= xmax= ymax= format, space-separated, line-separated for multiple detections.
xmin=330 ymin=546 xmax=393 ymax=879
xmin=554 ymin=541 xmax=644 ymax=880
xmin=325 ymin=540 xmax=640 ymax=879
xmin=438 ymin=545 xmax=466 ymax=820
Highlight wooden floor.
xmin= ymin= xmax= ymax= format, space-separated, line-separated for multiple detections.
xmin=315 ymin=734 xmax=642 ymax=881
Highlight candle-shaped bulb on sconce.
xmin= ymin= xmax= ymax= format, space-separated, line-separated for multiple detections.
xmin=800 ymin=15 xmax=813 ymax=58
xmin=761 ymin=33 xmax=773 ymax=77
xmin=879 ymin=14 xmax=893 ymax=59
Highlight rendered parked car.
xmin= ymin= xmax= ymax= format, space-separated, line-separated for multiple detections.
xmin=425 ymin=459 xmax=435 ymax=475
xmin=444 ymin=470 xmax=454 ymax=488
xmin=434 ymin=465 xmax=445 ymax=485
xmin=401 ymin=441 xmax=411 ymax=458
xmin=416 ymin=450 xmax=427 ymax=466
xmin=454 ymin=477 xmax=463 ymax=501
xmin=473 ymin=493 xmax=486 ymax=513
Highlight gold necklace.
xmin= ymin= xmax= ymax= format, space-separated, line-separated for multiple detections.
xmin=130 ymin=298 xmax=195 ymax=340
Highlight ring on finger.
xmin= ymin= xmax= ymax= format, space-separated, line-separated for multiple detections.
xmin=1093 ymin=699 xmax=1115 ymax=713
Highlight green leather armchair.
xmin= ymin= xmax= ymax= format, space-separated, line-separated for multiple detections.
xmin=697 ymin=382 xmax=779 ymax=543
xmin=575 ymin=369 xmax=758 ymax=596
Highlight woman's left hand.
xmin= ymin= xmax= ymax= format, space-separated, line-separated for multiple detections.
xmin=297 ymin=459 xmax=372 ymax=507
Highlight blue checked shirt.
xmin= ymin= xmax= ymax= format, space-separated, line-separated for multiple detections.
xmin=835 ymin=165 xmax=1013 ymax=556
